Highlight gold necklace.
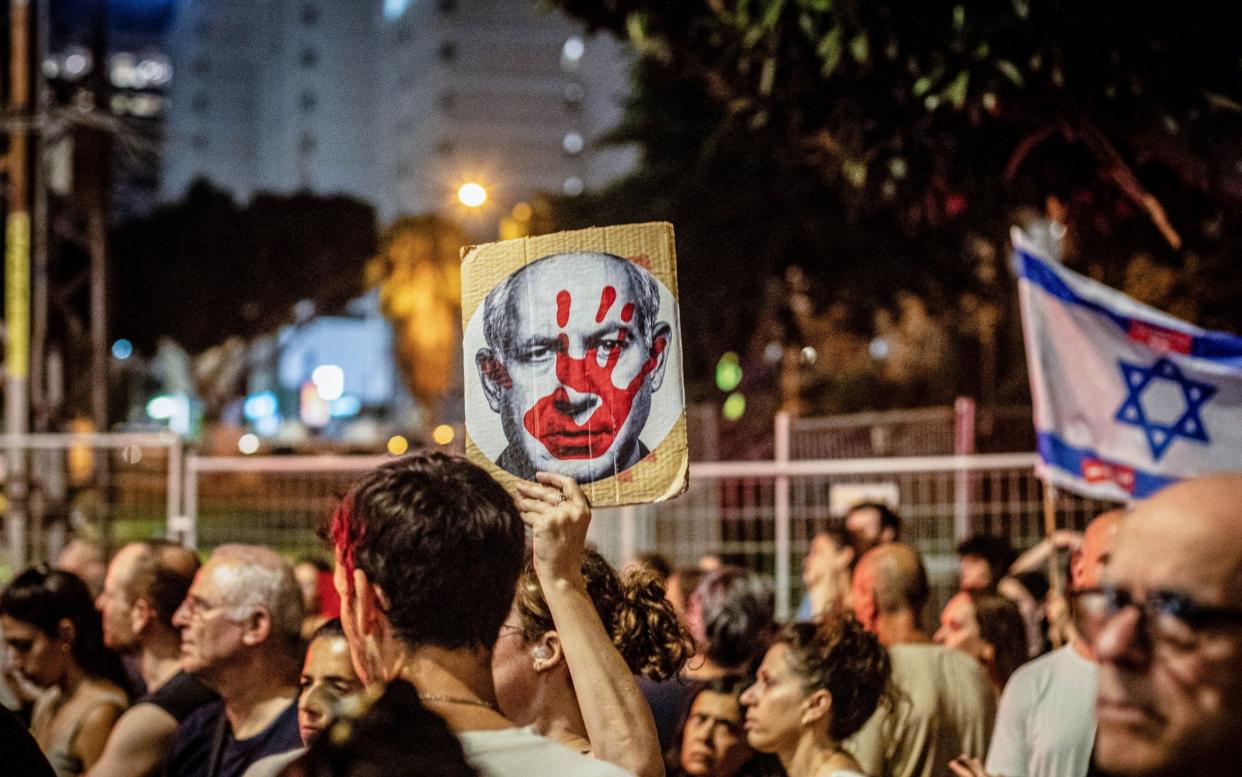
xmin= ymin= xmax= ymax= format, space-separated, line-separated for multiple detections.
xmin=416 ymin=693 xmax=498 ymax=711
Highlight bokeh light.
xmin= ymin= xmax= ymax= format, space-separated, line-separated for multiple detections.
xmin=457 ymin=182 xmax=487 ymax=207
xmin=387 ymin=435 xmax=410 ymax=456
xmin=238 ymin=433 xmax=260 ymax=455
xmin=432 ymin=424 xmax=455 ymax=445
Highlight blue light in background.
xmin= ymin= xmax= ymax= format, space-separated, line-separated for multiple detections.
xmin=329 ymin=395 xmax=362 ymax=418
xmin=243 ymin=391 xmax=279 ymax=421
xmin=384 ymin=0 xmax=412 ymax=20
xmin=111 ymin=339 xmax=134 ymax=360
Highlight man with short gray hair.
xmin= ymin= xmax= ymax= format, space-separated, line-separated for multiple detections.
xmin=164 ymin=544 xmax=303 ymax=777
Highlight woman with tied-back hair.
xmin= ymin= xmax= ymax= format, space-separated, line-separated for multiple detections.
xmin=505 ymin=471 xmax=696 ymax=777
xmin=934 ymin=589 xmax=1029 ymax=691
xmin=741 ymin=616 xmax=890 ymax=777
xmin=1 ymin=567 xmax=130 ymax=777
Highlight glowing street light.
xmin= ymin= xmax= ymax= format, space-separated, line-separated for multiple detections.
xmin=457 ymin=182 xmax=488 ymax=208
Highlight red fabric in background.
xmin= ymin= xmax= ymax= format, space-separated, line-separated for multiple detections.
xmin=318 ymin=568 xmax=340 ymax=619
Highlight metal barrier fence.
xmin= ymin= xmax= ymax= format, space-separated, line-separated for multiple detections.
xmin=1 ymin=433 xmax=183 ymax=574
xmin=180 ymin=435 xmax=1117 ymax=620
xmin=1 ymin=423 xmax=1119 ymax=620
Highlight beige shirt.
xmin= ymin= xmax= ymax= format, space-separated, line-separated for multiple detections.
xmin=846 ymin=643 xmax=997 ymax=777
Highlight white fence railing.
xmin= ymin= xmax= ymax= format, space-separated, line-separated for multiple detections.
xmin=1 ymin=432 xmax=183 ymax=572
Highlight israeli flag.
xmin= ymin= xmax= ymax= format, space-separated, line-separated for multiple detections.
xmin=1015 ymin=229 xmax=1242 ymax=501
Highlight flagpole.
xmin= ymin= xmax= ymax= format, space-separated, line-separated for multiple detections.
xmin=1042 ymin=480 xmax=1064 ymax=648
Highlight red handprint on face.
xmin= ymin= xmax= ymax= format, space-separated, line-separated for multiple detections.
xmin=523 ymin=287 xmax=666 ymax=460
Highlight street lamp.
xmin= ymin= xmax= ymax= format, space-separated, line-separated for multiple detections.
xmin=457 ymin=182 xmax=487 ymax=208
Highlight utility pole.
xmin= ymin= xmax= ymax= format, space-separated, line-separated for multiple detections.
xmin=6 ymin=0 xmax=33 ymax=570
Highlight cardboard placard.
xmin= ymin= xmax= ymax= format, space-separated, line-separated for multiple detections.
xmin=461 ymin=222 xmax=688 ymax=506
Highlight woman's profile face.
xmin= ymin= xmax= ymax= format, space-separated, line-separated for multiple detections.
xmin=490 ymin=606 xmax=541 ymax=725
xmin=679 ymin=690 xmax=753 ymax=777
xmin=738 ymin=643 xmax=808 ymax=754
xmin=1 ymin=614 xmax=67 ymax=689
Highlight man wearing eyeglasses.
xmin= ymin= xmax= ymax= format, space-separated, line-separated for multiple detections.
xmin=950 ymin=510 xmax=1122 ymax=777
xmin=1092 ymin=473 xmax=1242 ymax=777
xmin=163 ymin=545 xmax=304 ymax=777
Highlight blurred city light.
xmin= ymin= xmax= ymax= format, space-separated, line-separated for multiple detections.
xmin=121 ymin=445 xmax=144 ymax=465
xmin=311 ymin=364 xmax=345 ymax=401
xmin=300 ymin=382 xmax=331 ymax=427
xmin=387 ymin=435 xmax=410 ymax=455
xmin=254 ymin=414 xmax=281 ymax=437
xmin=432 ymin=424 xmax=455 ymax=445
xmin=457 ymin=182 xmax=488 ymax=208
xmin=869 ymin=337 xmax=891 ymax=359
xmin=146 ymin=394 xmax=176 ymax=420
xmin=562 ymin=37 xmax=585 ymax=62
xmin=111 ymin=339 xmax=134 ymax=360
xmin=715 ymin=352 xmax=743 ymax=392
xmin=723 ymin=392 xmax=747 ymax=421
xmin=329 ymin=395 xmax=362 ymax=418
xmin=562 ymin=177 xmax=584 ymax=196
xmin=243 ymin=391 xmax=279 ymax=421
xmin=800 ymin=346 xmax=818 ymax=365
xmin=512 ymin=202 xmax=533 ymax=221
xmin=562 ymin=131 xmax=584 ymax=155
xmin=238 ymin=433 xmax=261 ymax=455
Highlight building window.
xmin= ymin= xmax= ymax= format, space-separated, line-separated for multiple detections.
xmin=300 ymin=47 xmax=319 ymax=68
xmin=301 ymin=3 xmax=320 ymax=25
xmin=299 ymin=90 xmax=317 ymax=113
xmin=191 ymin=92 xmax=209 ymax=113
xmin=437 ymin=42 xmax=457 ymax=63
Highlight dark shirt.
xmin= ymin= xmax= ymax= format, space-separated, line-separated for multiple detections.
xmin=0 ymin=703 xmax=56 ymax=777
xmin=639 ymin=675 xmax=696 ymax=753
xmin=165 ymin=698 xmax=299 ymax=777
xmin=142 ymin=670 xmax=218 ymax=723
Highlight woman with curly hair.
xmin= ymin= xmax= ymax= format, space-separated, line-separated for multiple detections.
xmin=1 ymin=567 xmax=130 ymax=777
xmin=740 ymin=616 xmax=890 ymax=777
xmin=505 ymin=472 xmax=696 ymax=777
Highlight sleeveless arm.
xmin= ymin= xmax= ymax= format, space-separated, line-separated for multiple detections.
xmin=83 ymin=703 xmax=178 ymax=777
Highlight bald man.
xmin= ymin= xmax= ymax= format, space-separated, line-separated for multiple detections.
xmin=89 ymin=541 xmax=216 ymax=777
xmin=963 ymin=510 xmax=1122 ymax=777
xmin=1093 ymin=474 xmax=1242 ymax=777
xmin=848 ymin=544 xmax=996 ymax=777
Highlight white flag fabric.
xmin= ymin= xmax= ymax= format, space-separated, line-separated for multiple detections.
xmin=1015 ymin=231 xmax=1242 ymax=501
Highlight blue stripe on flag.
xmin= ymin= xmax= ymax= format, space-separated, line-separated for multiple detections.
xmin=1037 ymin=431 xmax=1178 ymax=499
xmin=1015 ymin=250 xmax=1242 ymax=363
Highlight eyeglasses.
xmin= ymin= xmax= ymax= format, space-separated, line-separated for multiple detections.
xmin=1074 ymin=585 xmax=1242 ymax=650
xmin=180 ymin=595 xmax=227 ymax=621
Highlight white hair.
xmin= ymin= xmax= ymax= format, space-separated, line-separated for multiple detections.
xmin=208 ymin=544 xmax=304 ymax=646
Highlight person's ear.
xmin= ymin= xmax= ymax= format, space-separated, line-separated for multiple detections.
xmin=801 ymin=689 xmax=832 ymax=727
xmin=646 ymin=322 xmax=673 ymax=393
xmin=531 ymin=631 xmax=564 ymax=673
xmin=241 ymin=606 xmax=274 ymax=646
xmin=130 ymin=598 xmax=155 ymax=636
xmin=476 ymin=349 xmax=510 ymax=412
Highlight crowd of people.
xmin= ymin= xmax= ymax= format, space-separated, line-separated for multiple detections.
xmin=2 ymin=451 xmax=1241 ymax=777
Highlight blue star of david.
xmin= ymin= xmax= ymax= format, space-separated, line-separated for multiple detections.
xmin=1114 ymin=357 xmax=1217 ymax=461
